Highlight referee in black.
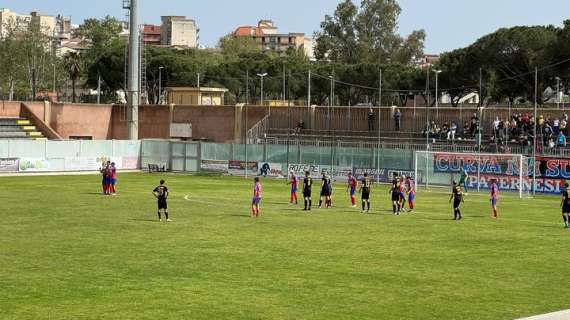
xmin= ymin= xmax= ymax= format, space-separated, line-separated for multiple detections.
xmin=449 ymin=180 xmax=464 ymax=220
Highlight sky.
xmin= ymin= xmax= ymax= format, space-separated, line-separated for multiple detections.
xmin=1 ymin=0 xmax=569 ymax=54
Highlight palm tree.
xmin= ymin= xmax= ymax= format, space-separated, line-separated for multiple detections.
xmin=64 ymin=52 xmax=81 ymax=103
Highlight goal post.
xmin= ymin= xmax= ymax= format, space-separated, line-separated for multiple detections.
xmin=414 ymin=151 xmax=532 ymax=199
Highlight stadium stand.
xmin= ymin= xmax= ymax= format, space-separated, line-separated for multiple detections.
xmin=0 ymin=117 xmax=46 ymax=140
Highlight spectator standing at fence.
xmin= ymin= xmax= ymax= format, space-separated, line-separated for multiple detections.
xmin=394 ymin=109 xmax=402 ymax=131
xmin=367 ymin=108 xmax=376 ymax=132
xmin=470 ymin=113 xmax=479 ymax=137
xmin=558 ymin=131 xmax=567 ymax=148
xmin=448 ymin=122 xmax=457 ymax=141
xmin=493 ymin=117 xmax=501 ymax=138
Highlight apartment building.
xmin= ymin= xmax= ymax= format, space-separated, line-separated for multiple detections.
xmin=160 ymin=16 xmax=198 ymax=48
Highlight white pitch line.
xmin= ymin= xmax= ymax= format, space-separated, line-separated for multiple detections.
xmin=516 ymin=309 xmax=570 ymax=320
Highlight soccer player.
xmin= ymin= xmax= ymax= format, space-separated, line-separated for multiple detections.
xmin=152 ymin=179 xmax=170 ymax=222
xmin=251 ymin=177 xmax=262 ymax=218
xmin=104 ymin=161 xmax=112 ymax=195
xmin=288 ymin=170 xmax=298 ymax=205
xmin=407 ymin=179 xmax=416 ymax=213
xmin=360 ymin=173 xmax=372 ymax=213
xmin=110 ymin=162 xmax=118 ymax=195
xmin=99 ymin=161 xmax=108 ymax=195
xmin=561 ymin=183 xmax=570 ymax=228
xmin=390 ymin=174 xmax=402 ymax=215
xmin=347 ymin=172 xmax=358 ymax=208
xmin=449 ymin=180 xmax=464 ymax=220
xmin=303 ymin=171 xmax=313 ymax=211
xmin=459 ymin=167 xmax=469 ymax=194
xmin=490 ymin=179 xmax=499 ymax=219
xmin=399 ymin=175 xmax=407 ymax=212
xmin=320 ymin=174 xmax=333 ymax=208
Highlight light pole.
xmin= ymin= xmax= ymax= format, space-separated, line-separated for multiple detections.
xmin=158 ymin=66 xmax=164 ymax=104
xmin=556 ymin=76 xmax=561 ymax=110
xmin=433 ymin=69 xmax=442 ymax=120
xmin=257 ymin=73 xmax=268 ymax=117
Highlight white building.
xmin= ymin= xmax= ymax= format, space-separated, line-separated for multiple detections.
xmin=0 ymin=8 xmax=58 ymax=38
xmin=160 ymin=16 xmax=198 ymax=48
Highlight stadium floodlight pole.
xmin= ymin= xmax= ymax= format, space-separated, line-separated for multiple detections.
xmin=556 ymin=76 xmax=561 ymax=110
xmin=425 ymin=66 xmax=430 ymax=189
xmin=158 ymin=67 xmax=163 ymax=104
xmin=97 ymin=73 xmax=101 ymax=104
xmin=377 ymin=68 xmax=382 ymax=184
xmin=433 ymin=69 xmax=442 ymax=119
xmin=257 ymin=72 xmax=267 ymax=108
xmin=533 ymin=67 xmax=538 ymax=196
xmin=127 ymin=0 xmax=140 ymax=140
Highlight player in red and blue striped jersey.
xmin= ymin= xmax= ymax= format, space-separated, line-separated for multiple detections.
xmin=347 ymin=172 xmax=358 ymax=208
xmin=288 ymin=170 xmax=298 ymax=205
xmin=407 ymin=179 xmax=416 ymax=213
xmin=490 ymin=179 xmax=499 ymax=219
xmin=252 ymin=177 xmax=262 ymax=218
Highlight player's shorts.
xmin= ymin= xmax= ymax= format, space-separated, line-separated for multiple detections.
xmin=361 ymin=189 xmax=370 ymax=200
xmin=408 ymin=194 xmax=415 ymax=202
xmin=158 ymin=199 xmax=168 ymax=210
xmin=111 ymin=178 xmax=117 ymax=185
xmin=391 ymin=191 xmax=400 ymax=202
xmin=322 ymin=188 xmax=332 ymax=197
xmin=303 ymin=189 xmax=311 ymax=198
xmin=291 ymin=186 xmax=298 ymax=193
xmin=252 ymin=197 xmax=261 ymax=205
xmin=350 ymin=187 xmax=356 ymax=196
xmin=399 ymin=192 xmax=406 ymax=201
xmin=453 ymin=198 xmax=462 ymax=209
xmin=491 ymin=198 xmax=497 ymax=206
xmin=563 ymin=205 xmax=570 ymax=214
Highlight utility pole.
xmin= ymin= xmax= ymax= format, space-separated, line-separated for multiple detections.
xmin=377 ymin=69 xmax=382 ymax=183
xmin=158 ymin=66 xmax=163 ymax=104
xmin=246 ymin=70 xmax=249 ymax=105
xmin=97 ymin=73 xmax=101 ymax=104
xmin=307 ymin=69 xmax=311 ymax=107
xmin=127 ymin=0 xmax=140 ymax=140
xmin=197 ymin=72 xmax=201 ymax=105
xmin=533 ymin=67 xmax=538 ymax=196
xmin=479 ymin=67 xmax=483 ymax=108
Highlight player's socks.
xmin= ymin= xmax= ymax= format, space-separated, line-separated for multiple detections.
xmin=309 ymin=200 xmax=312 ymax=209
xmin=164 ymin=212 xmax=169 ymax=220
xmin=392 ymin=204 xmax=396 ymax=214
xmin=304 ymin=199 xmax=308 ymax=210
xmin=158 ymin=212 xmax=162 ymax=221
xmin=362 ymin=201 xmax=366 ymax=211
xmin=319 ymin=199 xmax=323 ymax=208
xmin=367 ymin=202 xmax=370 ymax=211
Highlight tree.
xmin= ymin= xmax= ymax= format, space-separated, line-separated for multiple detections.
xmin=218 ymin=33 xmax=260 ymax=56
xmin=315 ymin=0 xmax=425 ymax=65
xmin=64 ymin=52 xmax=82 ymax=103
xmin=74 ymin=16 xmax=123 ymax=49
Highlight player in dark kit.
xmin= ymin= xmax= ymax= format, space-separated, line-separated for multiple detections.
xmin=152 ymin=179 xmax=170 ymax=222
xmin=319 ymin=173 xmax=333 ymax=208
xmin=303 ymin=171 xmax=313 ymax=211
xmin=360 ymin=173 xmax=372 ymax=213
xmin=561 ymin=183 xmax=570 ymax=228
xmin=390 ymin=174 xmax=402 ymax=215
xmin=449 ymin=181 xmax=464 ymax=220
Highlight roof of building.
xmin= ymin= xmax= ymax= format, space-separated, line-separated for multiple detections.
xmin=166 ymin=87 xmax=229 ymax=93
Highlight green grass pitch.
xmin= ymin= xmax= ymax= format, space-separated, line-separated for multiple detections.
xmin=1 ymin=173 xmax=568 ymax=320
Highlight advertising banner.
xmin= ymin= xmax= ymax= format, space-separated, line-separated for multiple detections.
xmin=228 ymin=160 xmax=258 ymax=176
xmin=354 ymin=168 xmax=418 ymax=183
xmin=433 ymin=153 xmax=520 ymax=176
xmin=201 ymin=160 xmax=229 ymax=172
xmin=19 ymin=158 xmax=51 ymax=172
xmin=258 ymin=162 xmax=284 ymax=178
xmin=0 ymin=158 xmax=19 ymax=172
xmin=288 ymin=164 xmax=321 ymax=179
